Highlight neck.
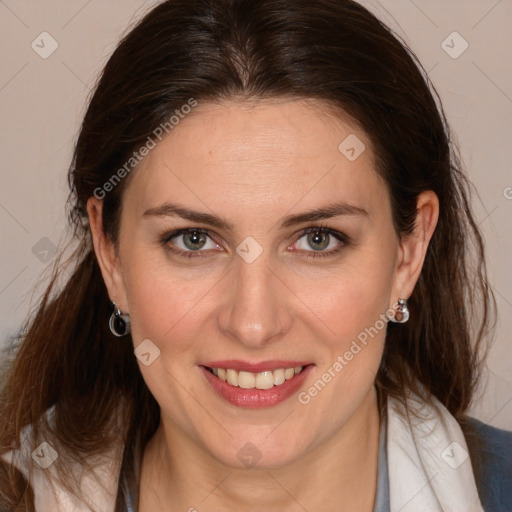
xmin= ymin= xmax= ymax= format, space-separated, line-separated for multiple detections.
xmin=139 ymin=386 xmax=381 ymax=512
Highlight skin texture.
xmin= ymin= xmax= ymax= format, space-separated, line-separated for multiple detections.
xmin=88 ymin=98 xmax=439 ymax=511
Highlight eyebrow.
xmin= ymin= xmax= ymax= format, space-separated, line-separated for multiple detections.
xmin=142 ymin=201 xmax=368 ymax=230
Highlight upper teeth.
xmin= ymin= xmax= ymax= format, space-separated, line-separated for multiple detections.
xmin=212 ymin=366 xmax=303 ymax=389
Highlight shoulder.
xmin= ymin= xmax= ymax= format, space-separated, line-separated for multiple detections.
xmin=1 ymin=407 xmax=123 ymax=512
xmin=461 ymin=416 xmax=512 ymax=512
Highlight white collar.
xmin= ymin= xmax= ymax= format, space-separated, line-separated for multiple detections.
xmin=387 ymin=390 xmax=484 ymax=511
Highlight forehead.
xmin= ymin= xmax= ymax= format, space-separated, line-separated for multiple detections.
xmin=123 ymin=98 xmax=389 ymax=222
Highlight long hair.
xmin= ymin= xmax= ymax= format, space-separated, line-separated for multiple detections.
xmin=0 ymin=0 xmax=496 ymax=509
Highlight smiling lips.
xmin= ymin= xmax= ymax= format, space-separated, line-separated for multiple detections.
xmin=201 ymin=360 xmax=312 ymax=407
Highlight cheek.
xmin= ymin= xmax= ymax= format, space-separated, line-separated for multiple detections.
xmin=297 ymin=245 xmax=394 ymax=413
xmin=296 ymin=274 xmax=390 ymax=429
xmin=310 ymin=284 xmax=388 ymax=392
xmin=306 ymin=249 xmax=395 ymax=349
xmin=121 ymin=249 xmax=220 ymax=353
xmin=121 ymin=256 xmax=218 ymax=426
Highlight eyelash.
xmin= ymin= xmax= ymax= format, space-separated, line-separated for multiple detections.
xmin=159 ymin=225 xmax=350 ymax=260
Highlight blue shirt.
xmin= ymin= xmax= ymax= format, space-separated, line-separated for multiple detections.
xmin=373 ymin=408 xmax=390 ymax=512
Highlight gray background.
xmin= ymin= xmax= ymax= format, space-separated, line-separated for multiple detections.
xmin=0 ymin=0 xmax=511 ymax=428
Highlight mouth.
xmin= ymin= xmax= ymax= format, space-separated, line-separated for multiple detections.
xmin=200 ymin=361 xmax=314 ymax=408
xmin=204 ymin=365 xmax=305 ymax=389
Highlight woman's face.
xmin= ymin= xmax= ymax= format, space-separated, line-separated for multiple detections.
xmin=91 ymin=98 xmax=433 ymax=468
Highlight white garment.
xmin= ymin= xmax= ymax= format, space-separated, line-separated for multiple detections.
xmin=2 ymin=416 xmax=120 ymax=511
xmin=387 ymin=391 xmax=484 ymax=512
xmin=2 ymin=389 xmax=484 ymax=512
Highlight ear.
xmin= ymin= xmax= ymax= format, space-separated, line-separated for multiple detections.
xmin=87 ymin=197 xmax=129 ymax=312
xmin=391 ymin=190 xmax=439 ymax=301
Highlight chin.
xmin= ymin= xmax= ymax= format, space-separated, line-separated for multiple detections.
xmin=207 ymin=435 xmax=306 ymax=470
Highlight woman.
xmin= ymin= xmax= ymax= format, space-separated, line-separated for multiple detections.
xmin=1 ymin=0 xmax=511 ymax=510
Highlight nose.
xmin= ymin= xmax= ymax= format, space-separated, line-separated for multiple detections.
xmin=216 ymin=253 xmax=293 ymax=349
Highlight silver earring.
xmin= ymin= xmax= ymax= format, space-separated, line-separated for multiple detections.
xmin=388 ymin=298 xmax=409 ymax=324
xmin=109 ymin=302 xmax=131 ymax=337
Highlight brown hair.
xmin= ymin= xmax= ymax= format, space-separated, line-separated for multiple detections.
xmin=0 ymin=0 xmax=496 ymax=510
